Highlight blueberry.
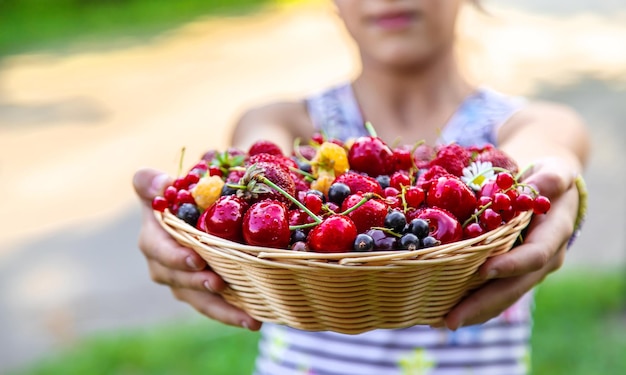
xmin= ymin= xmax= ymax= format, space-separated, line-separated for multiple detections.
xmin=176 ymin=203 xmax=200 ymax=226
xmin=353 ymin=233 xmax=375 ymax=252
xmin=420 ymin=236 xmax=440 ymax=248
xmin=384 ymin=210 xmax=407 ymax=233
xmin=376 ymin=175 xmax=391 ymax=189
xmin=295 ymin=159 xmax=312 ymax=173
xmin=399 ymin=233 xmax=420 ymax=251
xmin=407 ymin=218 xmax=430 ymax=239
xmin=291 ymin=229 xmax=308 ymax=244
xmin=328 ymin=182 xmax=351 ymax=205
xmin=221 ymin=184 xmax=238 ymax=196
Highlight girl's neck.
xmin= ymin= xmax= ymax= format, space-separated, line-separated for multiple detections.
xmin=352 ymin=50 xmax=474 ymax=144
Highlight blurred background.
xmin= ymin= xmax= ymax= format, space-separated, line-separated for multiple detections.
xmin=0 ymin=0 xmax=625 ymax=374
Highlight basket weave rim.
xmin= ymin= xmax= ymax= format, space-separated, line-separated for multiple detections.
xmin=157 ymin=209 xmax=533 ymax=269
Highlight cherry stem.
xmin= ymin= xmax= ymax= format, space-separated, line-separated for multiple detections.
xmin=290 ymin=222 xmax=318 ymax=231
xmin=364 ymin=121 xmax=378 ymax=137
xmin=462 ymin=201 xmax=493 ymax=228
xmin=370 ymin=226 xmax=403 ymax=238
xmin=178 ymin=147 xmax=186 ymax=177
xmin=515 ymin=163 xmax=534 ymax=182
xmin=256 ymin=176 xmax=323 ymax=224
xmin=339 ymin=193 xmax=376 ymax=216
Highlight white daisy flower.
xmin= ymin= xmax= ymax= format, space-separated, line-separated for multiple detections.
xmin=462 ymin=161 xmax=495 ymax=191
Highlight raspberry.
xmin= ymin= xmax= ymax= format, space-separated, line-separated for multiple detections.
xmin=428 ymin=143 xmax=471 ymax=177
xmin=192 ymin=175 xmax=225 ymax=210
xmin=248 ymin=140 xmax=283 ymax=157
xmin=311 ymin=142 xmax=350 ymax=178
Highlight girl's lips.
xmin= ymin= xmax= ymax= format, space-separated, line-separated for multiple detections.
xmin=372 ymin=11 xmax=417 ymax=30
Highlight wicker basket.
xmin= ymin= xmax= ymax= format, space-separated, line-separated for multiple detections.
xmin=156 ymin=209 xmax=532 ymax=335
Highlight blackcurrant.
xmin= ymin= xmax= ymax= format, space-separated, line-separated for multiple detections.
xmin=328 ymin=182 xmax=351 ymax=205
xmin=376 ymin=175 xmax=391 ymax=189
xmin=291 ymin=229 xmax=308 ymax=244
xmin=399 ymin=233 xmax=420 ymax=251
xmin=420 ymin=236 xmax=440 ymax=248
xmin=407 ymin=218 xmax=430 ymax=239
xmin=221 ymin=184 xmax=237 ymax=196
xmin=384 ymin=210 xmax=407 ymax=233
xmin=353 ymin=233 xmax=375 ymax=252
xmin=176 ymin=203 xmax=200 ymax=226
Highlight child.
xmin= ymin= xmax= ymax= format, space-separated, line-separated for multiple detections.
xmin=134 ymin=1 xmax=589 ymax=373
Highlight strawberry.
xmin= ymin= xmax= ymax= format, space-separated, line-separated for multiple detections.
xmin=248 ymin=152 xmax=298 ymax=170
xmin=200 ymin=195 xmax=249 ymax=243
xmin=242 ymin=200 xmax=291 ymax=248
xmin=475 ymin=148 xmax=519 ymax=175
xmin=426 ymin=175 xmax=478 ymax=222
xmin=428 ymin=143 xmax=471 ymax=177
xmin=333 ymin=171 xmax=384 ymax=196
xmin=414 ymin=207 xmax=462 ymax=245
xmin=238 ymin=161 xmax=296 ymax=205
xmin=307 ymin=215 xmax=358 ymax=253
xmin=248 ymin=140 xmax=283 ymax=157
xmin=341 ymin=193 xmax=388 ymax=233
xmin=348 ymin=135 xmax=394 ymax=177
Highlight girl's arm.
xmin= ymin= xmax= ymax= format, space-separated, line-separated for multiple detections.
xmin=443 ymin=102 xmax=591 ymax=330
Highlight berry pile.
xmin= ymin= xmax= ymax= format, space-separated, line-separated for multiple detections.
xmin=153 ymin=123 xmax=550 ymax=253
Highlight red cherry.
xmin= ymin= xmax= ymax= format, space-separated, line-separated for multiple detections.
xmin=492 ymin=192 xmax=512 ymax=212
xmin=176 ymin=189 xmax=195 ymax=205
xmin=164 ymin=185 xmax=178 ymax=203
xmin=426 ymin=176 xmax=478 ymax=222
xmin=385 ymin=195 xmax=402 ymax=210
xmin=496 ymin=173 xmax=515 ymax=190
xmin=308 ymin=215 xmax=358 ymax=253
xmin=341 ymin=194 xmax=388 ymax=233
xmin=515 ymin=193 xmax=534 ymax=211
xmin=173 ymin=177 xmax=188 ymax=190
xmin=304 ymin=193 xmax=324 ymax=215
xmin=384 ymin=186 xmax=400 ymax=198
xmin=415 ymin=207 xmax=462 ymax=244
xmin=479 ymin=179 xmax=501 ymax=198
xmin=390 ymin=171 xmax=411 ymax=190
xmin=348 ymin=136 xmax=394 ymax=177
xmin=242 ymin=200 xmax=290 ymax=248
xmin=463 ymin=222 xmax=485 ymax=239
xmin=152 ymin=196 xmax=168 ymax=212
xmin=533 ymin=195 xmax=551 ymax=214
xmin=478 ymin=195 xmax=492 ymax=207
xmin=405 ymin=186 xmax=425 ymax=208
xmin=311 ymin=133 xmax=324 ymax=145
xmin=184 ymin=171 xmax=201 ymax=186
xmin=392 ymin=146 xmax=413 ymax=171
xmin=480 ymin=208 xmax=502 ymax=231
xmin=202 ymin=195 xmax=249 ymax=242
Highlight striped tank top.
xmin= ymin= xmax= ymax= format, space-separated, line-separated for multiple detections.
xmin=253 ymin=84 xmax=531 ymax=375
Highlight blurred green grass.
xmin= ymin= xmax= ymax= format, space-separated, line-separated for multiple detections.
xmin=9 ymin=269 xmax=625 ymax=375
xmin=0 ymin=0 xmax=275 ymax=57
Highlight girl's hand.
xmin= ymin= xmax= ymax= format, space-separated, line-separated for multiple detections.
xmin=133 ymin=168 xmax=262 ymax=330
xmin=442 ymin=157 xmax=580 ymax=330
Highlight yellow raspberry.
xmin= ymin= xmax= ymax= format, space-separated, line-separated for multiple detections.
xmin=311 ymin=142 xmax=349 ymax=178
xmin=310 ymin=171 xmax=335 ymax=196
xmin=192 ymin=175 xmax=224 ymax=210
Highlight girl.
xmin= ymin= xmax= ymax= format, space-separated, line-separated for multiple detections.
xmin=134 ymin=1 xmax=589 ymax=373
